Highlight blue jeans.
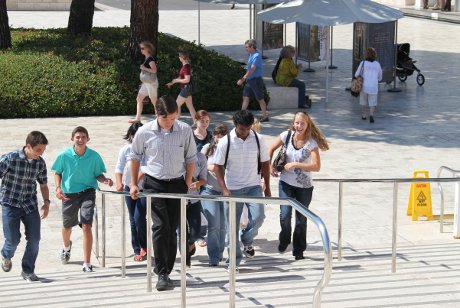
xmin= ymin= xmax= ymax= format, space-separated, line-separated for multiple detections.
xmin=1 ymin=205 xmax=41 ymax=274
xmin=279 ymin=181 xmax=313 ymax=256
xmin=201 ymin=188 xmax=225 ymax=265
xmin=224 ymin=185 xmax=265 ymax=266
xmin=177 ymin=200 xmax=202 ymax=253
xmin=124 ymin=186 xmax=147 ymax=254
xmin=289 ymin=78 xmax=306 ymax=107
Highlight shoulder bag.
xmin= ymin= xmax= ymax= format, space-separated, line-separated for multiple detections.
xmin=272 ymin=130 xmax=292 ymax=172
xmin=351 ymin=61 xmax=364 ymax=97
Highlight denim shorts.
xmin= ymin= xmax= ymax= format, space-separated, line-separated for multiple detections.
xmin=179 ymin=86 xmax=192 ymax=98
xmin=61 ymin=188 xmax=96 ymax=228
xmin=243 ymin=77 xmax=264 ymax=101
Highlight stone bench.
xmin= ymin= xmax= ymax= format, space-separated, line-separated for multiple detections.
xmin=264 ymin=78 xmax=298 ymax=109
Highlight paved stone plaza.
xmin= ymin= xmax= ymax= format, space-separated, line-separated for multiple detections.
xmin=1 ymin=2 xmax=460 ymax=307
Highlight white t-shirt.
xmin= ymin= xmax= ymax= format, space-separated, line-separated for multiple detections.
xmin=214 ymin=128 xmax=269 ymax=190
xmin=279 ymin=130 xmax=318 ymax=189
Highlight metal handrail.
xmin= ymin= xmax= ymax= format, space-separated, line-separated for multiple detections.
xmin=97 ymin=190 xmax=332 ymax=308
xmin=437 ymin=167 xmax=460 ymax=233
xmin=314 ymin=177 xmax=460 ymax=273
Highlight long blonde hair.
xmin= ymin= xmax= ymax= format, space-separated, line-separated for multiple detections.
xmin=290 ymin=112 xmax=329 ymax=151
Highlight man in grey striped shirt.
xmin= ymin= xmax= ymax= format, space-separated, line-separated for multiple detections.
xmin=130 ymin=95 xmax=196 ymax=291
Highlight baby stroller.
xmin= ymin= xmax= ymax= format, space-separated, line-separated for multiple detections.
xmin=396 ymin=43 xmax=425 ymax=86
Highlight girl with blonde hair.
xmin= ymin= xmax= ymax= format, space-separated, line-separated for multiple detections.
xmin=268 ymin=112 xmax=329 ymax=260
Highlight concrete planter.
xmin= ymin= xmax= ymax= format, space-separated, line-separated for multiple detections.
xmin=6 ymin=0 xmax=71 ymax=11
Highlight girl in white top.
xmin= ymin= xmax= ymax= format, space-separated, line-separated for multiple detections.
xmin=355 ymin=47 xmax=382 ymax=123
xmin=200 ymin=123 xmax=229 ymax=266
xmin=115 ymin=122 xmax=147 ymax=262
xmin=268 ymin=112 xmax=329 ymax=260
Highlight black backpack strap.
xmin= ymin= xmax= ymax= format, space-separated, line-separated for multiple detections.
xmin=224 ymin=130 xmax=261 ymax=174
xmin=252 ymin=129 xmax=261 ymax=174
xmin=224 ymin=133 xmax=231 ymax=169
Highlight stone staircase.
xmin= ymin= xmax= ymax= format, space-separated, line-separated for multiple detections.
xmin=2 ymin=241 xmax=459 ymax=307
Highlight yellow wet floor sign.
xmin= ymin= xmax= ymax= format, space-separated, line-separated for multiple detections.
xmin=407 ymin=170 xmax=433 ymax=221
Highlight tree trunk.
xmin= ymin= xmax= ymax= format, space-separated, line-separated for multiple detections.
xmin=67 ymin=0 xmax=96 ymax=35
xmin=0 ymin=0 xmax=11 ymax=49
xmin=128 ymin=0 xmax=159 ymax=63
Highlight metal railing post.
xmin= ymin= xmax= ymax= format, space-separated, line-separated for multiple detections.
xmin=102 ymin=193 xmax=106 ymax=268
xmin=337 ymin=182 xmax=343 ymax=261
xmin=95 ymin=199 xmax=99 ymax=258
xmin=229 ymin=200 xmax=237 ymax=308
xmin=180 ymin=198 xmax=187 ymax=308
xmin=392 ymin=182 xmax=398 ymax=273
xmin=121 ymin=195 xmax=126 ymax=278
xmin=453 ymin=179 xmax=460 ymax=239
xmin=146 ymin=196 xmax=152 ymax=292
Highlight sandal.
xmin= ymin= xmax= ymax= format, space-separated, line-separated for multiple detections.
xmin=133 ymin=254 xmax=144 ymax=262
xmin=140 ymin=248 xmax=147 ymax=258
xmin=196 ymin=239 xmax=207 ymax=247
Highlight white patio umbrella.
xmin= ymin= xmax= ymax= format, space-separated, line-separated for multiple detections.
xmin=257 ymin=0 xmax=404 ymax=102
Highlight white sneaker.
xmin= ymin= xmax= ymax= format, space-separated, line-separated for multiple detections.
xmin=226 ymin=265 xmax=239 ymax=274
xmin=82 ymin=264 xmax=93 ymax=272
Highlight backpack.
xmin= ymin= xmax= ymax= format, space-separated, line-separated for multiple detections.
xmin=271 ymin=56 xmax=282 ymax=83
xmin=224 ymin=129 xmax=261 ymax=174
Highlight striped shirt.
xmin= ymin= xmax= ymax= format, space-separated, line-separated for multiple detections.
xmin=130 ymin=119 xmax=197 ymax=180
xmin=0 ymin=148 xmax=48 ymax=214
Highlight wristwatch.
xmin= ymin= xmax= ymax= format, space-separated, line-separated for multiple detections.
xmin=44 ymin=199 xmax=51 ymax=204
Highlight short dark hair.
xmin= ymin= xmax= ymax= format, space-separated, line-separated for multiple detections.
xmin=71 ymin=126 xmax=89 ymax=138
xmin=155 ymin=95 xmax=178 ymax=117
xmin=232 ymin=110 xmax=254 ymax=127
xmin=124 ymin=122 xmax=143 ymax=143
xmin=26 ymin=131 xmax=48 ymax=147
xmin=365 ymin=47 xmax=377 ymax=62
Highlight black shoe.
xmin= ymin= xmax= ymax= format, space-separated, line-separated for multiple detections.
xmin=361 ymin=115 xmax=367 ymax=120
xmin=298 ymin=104 xmax=310 ymax=109
xmin=370 ymin=116 xmax=374 ymax=123
xmin=259 ymin=116 xmax=269 ymax=123
xmin=243 ymin=246 xmax=255 ymax=258
xmin=21 ymin=271 xmax=39 ymax=282
xmin=1 ymin=256 xmax=12 ymax=272
xmin=156 ymin=274 xmax=170 ymax=291
xmin=294 ymin=254 xmax=305 ymax=260
xmin=278 ymin=243 xmax=288 ymax=253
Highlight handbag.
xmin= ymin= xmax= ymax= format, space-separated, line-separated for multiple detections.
xmin=272 ymin=130 xmax=292 ymax=172
xmin=351 ymin=61 xmax=364 ymax=97
xmin=140 ymin=70 xmax=157 ymax=84
xmin=185 ymin=75 xmax=199 ymax=95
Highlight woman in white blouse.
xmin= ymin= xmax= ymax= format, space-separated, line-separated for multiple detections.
xmin=268 ymin=112 xmax=329 ymax=260
xmin=355 ymin=47 xmax=382 ymax=123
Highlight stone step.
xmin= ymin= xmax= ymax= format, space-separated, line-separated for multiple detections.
xmin=2 ymin=242 xmax=460 ymax=307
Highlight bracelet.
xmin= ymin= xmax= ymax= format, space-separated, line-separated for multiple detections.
xmin=44 ymin=199 xmax=51 ymax=204
xmin=56 ymin=186 xmax=61 ymax=191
